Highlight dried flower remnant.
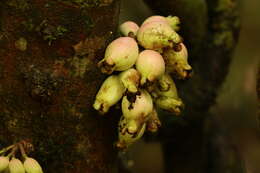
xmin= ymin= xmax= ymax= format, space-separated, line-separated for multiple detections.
xmin=121 ymin=90 xmax=153 ymax=134
xmin=146 ymin=109 xmax=161 ymax=133
xmin=117 ymin=116 xmax=147 ymax=150
xmin=119 ymin=68 xmax=140 ymax=93
xmin=163 ymin=43 xmax=192 ymax=79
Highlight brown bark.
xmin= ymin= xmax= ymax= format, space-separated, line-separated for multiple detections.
xmin=0 ymin=0 xmax=120 ymax=173
xmin=257 ymin=65 xmax=260 ymax=128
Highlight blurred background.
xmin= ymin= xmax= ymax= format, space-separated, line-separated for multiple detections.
xmin=119 ymin=0 xmax=260 ymax=172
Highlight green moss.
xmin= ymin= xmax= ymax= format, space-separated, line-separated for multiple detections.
xmin=35 ymin=20 xmax=68 ymax=45
xmin=22 ymin=19 xmax=35 ymax=32
xmin=6 ymin=0 xmax=30 ymax=11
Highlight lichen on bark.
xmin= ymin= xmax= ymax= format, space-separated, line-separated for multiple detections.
xmin=0 ymin=0 xmax=120 ymax=172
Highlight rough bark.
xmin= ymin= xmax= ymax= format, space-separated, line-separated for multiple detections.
xmin=143 ymin=0 xmax=243 ymax=172
xmin=0 ymin=0 xmax=120 ymax=173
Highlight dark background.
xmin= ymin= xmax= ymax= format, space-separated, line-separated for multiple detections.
xmin=119 ymin=0 xmax=260 ymax=172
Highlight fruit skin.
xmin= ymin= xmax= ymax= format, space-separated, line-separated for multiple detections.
xmin=93 ymin=75 xmax=126 ymax=114
xmin=8 ymin=158 xmax=25 ymax=173
xmin=119 ymin=21 xmax=139 ymax=38
xmin=146 ymin=109 xmax=161 ymax=133
xmin=0 ymin=156 xmax=9 ymax=172
xmin=119 ymin=68 xmax=140 ymax=93
xmin=136 ymin=50 xmax=165 ymax=86
xmin=121 ymin=90 xmax=153 ymax=124
xmin=121 ymin=90 xmax=153 ymax=133
xmin=152 ymin=73 xmax=184 ymax=115
xmin=137 ymin=21 xmax=182 ymax=51
xmin=23 ymin=157 xmax=43 ymax=173
xmin=97 ymin=37 xmax=139 ymax=74
xmin=163 ymin=43 xmax=192 ymax=79
xmin=117 ymin=116 xmax=146 ymax=150
xmin=142 ymin=15 xmax=180 ymax=31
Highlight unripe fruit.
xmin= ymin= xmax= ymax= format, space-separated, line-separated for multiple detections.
xmin=93 ymin=75 xmax=126 ymax=114
xmin=163 ymin=43 xmax=192 ymax=79
xmin=9 ymin=158 xmax=25 ymax=173
xmin=97 ymin=37 xmax=139 ymax=74
xmin=146 ymin=109 xmax=161 ymax=133
xmin=118 ymin=116 xmax=138 ymax=135
xmin=142 ymin=15 xmax=180 ymax=31
xmin=153 ymin=73 xmax=184 ymax=115
xmin=156 ymin=97 xmax=183 ymax=115
xmin=137 ymin=21 xmax=182 ymax=51
xmin=121 ymin=90 xmax=153 ymax=131
xmin=117 ymin=116 xmax=146 ymax=150
xmin=119 ymin=68 xmax=140 ymax=93
xmin=136 ymin=50 xmax=165 ymax=85
xmin=156 ymin=73 xmax=179 ymax=98
xmin=23 ymin=157 xmax=43 ymax=173
xmin=0 ymin=156 xmax=9 ymax=172
xmin=119 ymin=21 xmax=139 ymax=38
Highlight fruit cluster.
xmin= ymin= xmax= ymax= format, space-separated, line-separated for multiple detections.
xmin=0 ymin=141 xmax=43 ymax=173
xmin=93 ymin=15 xmax=192 ymax=150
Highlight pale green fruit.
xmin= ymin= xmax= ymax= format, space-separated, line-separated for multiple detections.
xmin=142 ymin=15 xmax=180 ymax=31
xmin=122 ymin=90 xmax=153 ymax=126
xmin=23 ymin=158 xmax=43 ymax=173
xmin=9 ymin=158 xmax=25 ymax=173
xmin=163 ymin=43 xmax=192 ymax=79
xmin=119 ymin=21 xmax=139 ymax=38
xmin=118 ymin=116 xmax=138 ymax=135
xmin=119 ymin=68 xmax=140 ymax=93
xmin=117 ymin=116 xmax=146 ymax=150
xmin=156 ymin=73 xmax=179 ymax=98
xmin=136 ymin=50 xmax=165 ymax=85
xmin=146 ymin=109 xmax=161 ymax=133
xmin=156 ymin=97 xmax=183 ymax=115
xmin=137 ymin=21 xmax=182 ymax=51
xmin=0 ymin=156 xmax=9 ymax=172
xmin=153 ymin=73 xmax=184 ymax=115
xmin=93 ymin=75 xmax=126 ymax=114
xmin=97 ymin=37 xmax=139 ymax=74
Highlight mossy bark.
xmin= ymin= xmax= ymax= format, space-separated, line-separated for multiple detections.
xmin=0 ymin=0 xmax=120 ymax=173
xmin=143 ymin=0 xmax=243 ymax=172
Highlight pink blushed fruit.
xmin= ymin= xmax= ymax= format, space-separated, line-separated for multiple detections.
xmin=136 ymin=50 xmax=165 ymax=85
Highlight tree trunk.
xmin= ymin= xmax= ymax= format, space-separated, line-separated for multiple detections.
xmin=0 ymin=0 xmax=120 ymax=172
xmin=257 ymin=65 xmax=260 ymax=128
xmin=143 ymin=0 xmax=243 ymax=172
